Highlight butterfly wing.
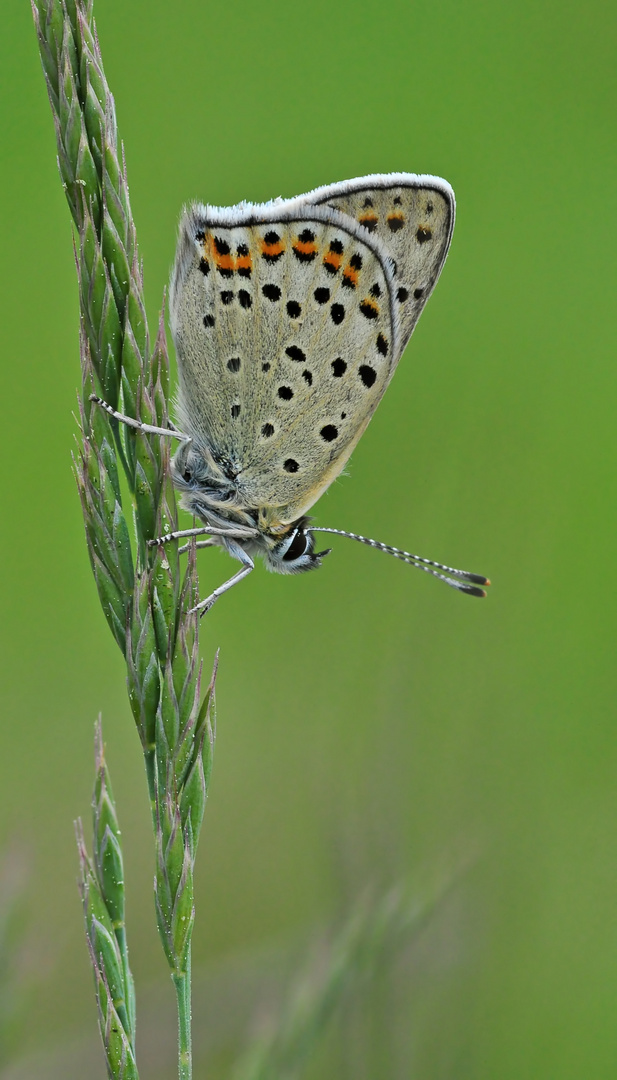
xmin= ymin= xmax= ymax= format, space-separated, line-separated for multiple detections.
xmin=300 ymin=173 xmax=455 ymax=360
xmin=170 ymin=202 xmax=399 ymax=525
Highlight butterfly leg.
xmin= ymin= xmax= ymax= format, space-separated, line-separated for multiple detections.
xmin=149 ymin=525 xmax=218 ymax=548
xmin=189 ymin=543 xmax=254 ymax=617
xmin=178 ymin=539 xmax=216 ymax=554
xmin=148 ymin=524 xmax=258 ymax=548
xmin=89 ymin=394 xmax=191 ymax=442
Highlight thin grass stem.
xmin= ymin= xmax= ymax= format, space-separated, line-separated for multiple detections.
xmin=172 ymin=952 xmax=193 ymax=1080
xmin=31 ymin=2 xmax=212 ymax=1075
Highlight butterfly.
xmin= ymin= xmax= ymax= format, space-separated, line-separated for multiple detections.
xmin=93 ymin=174 xmax=489 ymax=612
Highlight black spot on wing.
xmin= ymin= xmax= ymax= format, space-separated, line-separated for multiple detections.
xmin=320 ymin=425 xmax=338 ymax=442
xmin=262 ymin=283 xmax=281 ymax=302
xmin=359 ymin=215 xmax=378 ymax=232
xmin=285 ymin=346 xmax=306 ymax=362
xmin=359 ymin=300 xmax=378 ymax=320
xmin=387 ymin=215 xmax=405 ymax=232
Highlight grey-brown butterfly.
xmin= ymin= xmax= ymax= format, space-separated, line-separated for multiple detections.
xmin=93 ymin=173 xmax=490 ymax=613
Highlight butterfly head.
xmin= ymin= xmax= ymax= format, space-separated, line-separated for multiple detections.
xmin=264 ymin=518 xmax=331 ymax=575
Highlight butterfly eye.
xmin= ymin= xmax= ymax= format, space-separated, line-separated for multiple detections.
xmin=182 ymin=466 xmax=193 ymax=483
xmin=282 ymin=529 xmax=309 ymax=562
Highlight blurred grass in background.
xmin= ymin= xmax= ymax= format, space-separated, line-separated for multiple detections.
xmin=1 ymin=0 xmax=615 ymax=1076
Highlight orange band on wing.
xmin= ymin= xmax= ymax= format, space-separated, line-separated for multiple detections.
xmin=342 ymin=264 xmax=359 ymax=288
xmin=214 ymin=252 xmax=235 ymax=273
xmin=323 ymin=251 xmax=342 ymax=272
xmin=293 ymin=239 xmax=318 ymax=259
xmin=260 ymin=238 xmax=285 ymax=260
xmin=236 ymin=252 xmax=253 ymax=273
xmin=359 ymin=213 xmax=378 ymax=232
xmin=202 ymin=234 xmax=254 ymax=276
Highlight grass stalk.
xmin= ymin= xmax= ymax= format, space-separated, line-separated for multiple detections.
xmin=173 ymin=956 xmax=193 ymax=1080
xmin=31 ymin=2 xmax=213 ymax=1075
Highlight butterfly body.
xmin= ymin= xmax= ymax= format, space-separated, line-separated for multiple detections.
xmin=168 ymin=173 xmax=456 ymax=578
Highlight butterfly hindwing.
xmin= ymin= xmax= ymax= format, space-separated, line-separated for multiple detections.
xmin=301 ymin=173 xmax=455 ymax=360
xmin=170 ymin=202 xmax=398 ymax=523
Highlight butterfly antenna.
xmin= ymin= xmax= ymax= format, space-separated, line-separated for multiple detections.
xmin=310 ymin=528 xmax=490 ymax=597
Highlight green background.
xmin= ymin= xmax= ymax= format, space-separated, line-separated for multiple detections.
xmin=1 ymin=0 xmax=615 ymax=1075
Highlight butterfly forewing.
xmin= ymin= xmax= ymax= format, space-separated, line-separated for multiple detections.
xmin=170 ymin=203 xmax=398 ymax=523
xmin=302 ymin=173 xmax=454 ymax=359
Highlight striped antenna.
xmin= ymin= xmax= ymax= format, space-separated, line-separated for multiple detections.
xmin=309 ymin=528 xmax=490 ymax=597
